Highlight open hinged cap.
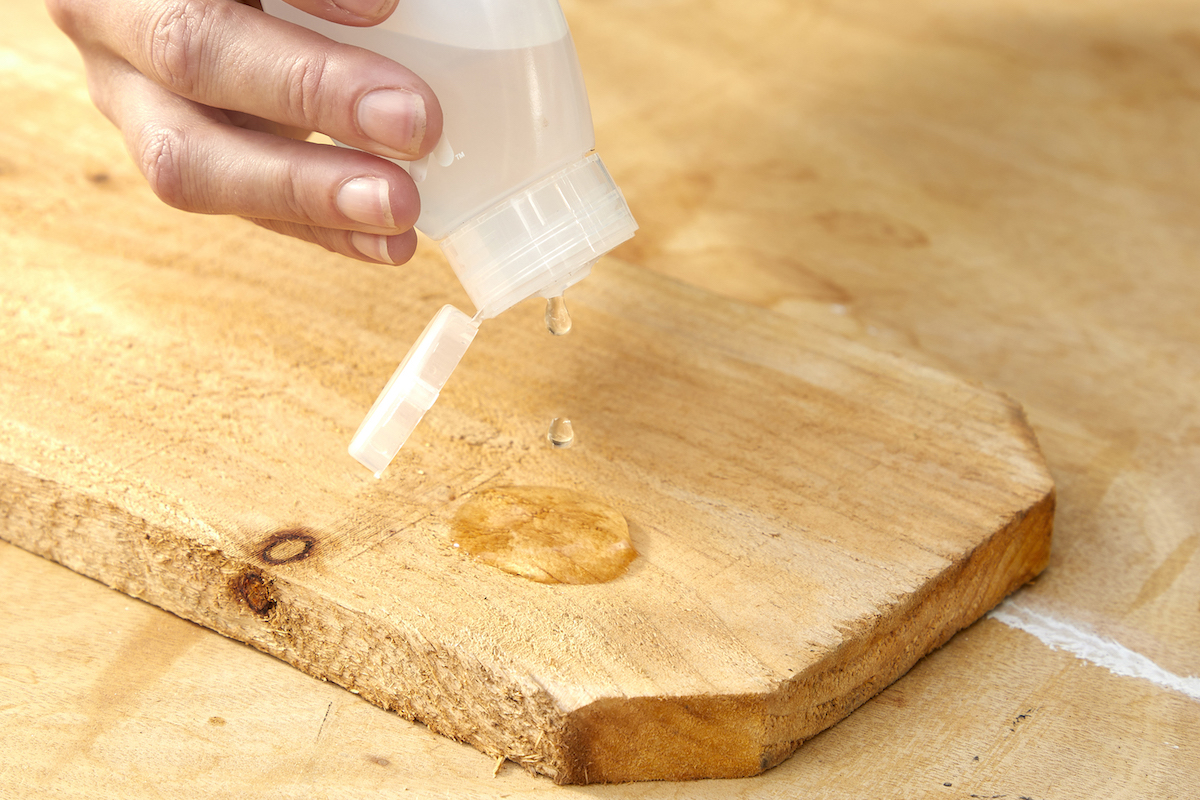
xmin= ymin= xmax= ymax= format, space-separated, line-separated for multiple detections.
xmin=349 ymin=305 xmax=480 ymax=476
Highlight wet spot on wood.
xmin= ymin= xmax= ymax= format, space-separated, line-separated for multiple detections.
xmin=208 ymin=716 xmax=226 ymax=726
xmin=86 ymin=172 xmax=110 ymax=185
xmin=259 ymin=529 xmax=316 ymax=564
xmin=451 ymin=486 xmax=636 ymax=584
xmin=367 ymin=755 xmax=390 ymax=767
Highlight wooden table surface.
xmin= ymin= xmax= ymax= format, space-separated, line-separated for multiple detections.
xmin=2 ymin=0 xmax=1197 ymax=797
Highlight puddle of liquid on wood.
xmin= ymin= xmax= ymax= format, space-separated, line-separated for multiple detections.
xmin=450 ymin=486 xmax=636 ymax=584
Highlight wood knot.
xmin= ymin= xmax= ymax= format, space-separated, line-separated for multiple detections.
xmin=259 ymin=529 xmax=317 ymax=565
xmin=233 ymin=572 xmax=275 ymax=615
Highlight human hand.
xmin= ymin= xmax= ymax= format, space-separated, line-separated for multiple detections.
xmin=45 ymin=0 xmax=442 ymax=265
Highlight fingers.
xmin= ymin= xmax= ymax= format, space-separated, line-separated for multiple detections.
xmin=46 ymin=0 xmax=438 ymax=265
xmin=252 ymin=218 xmax=419 ymax=264
xmin=69 ymin=0 xmax=442 ymax=160
xmin=278 ymin=0 xmax=398 ymax=27
xmin=103 ymin=61 xmax=422 ymax=263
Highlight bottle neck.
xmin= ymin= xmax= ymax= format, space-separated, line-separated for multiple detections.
xmin=440 ymin=153 xmax=639 ymax=319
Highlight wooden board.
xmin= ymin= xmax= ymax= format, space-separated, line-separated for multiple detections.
xmin=0 ymin=5 xmax=1051 ymax=782
xmin=0 ymin=229 xmax=1053 ymax=783
xmin=4 ymin=0 xmax=1198 ymax=796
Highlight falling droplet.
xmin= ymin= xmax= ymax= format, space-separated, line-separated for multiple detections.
xmin=548 ymin=417 xmax=574 ymax=449
xmin=545 ymin=295 xmax=572 ymax=336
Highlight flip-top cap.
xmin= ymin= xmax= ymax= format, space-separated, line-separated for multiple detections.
xmin=349 ymin=305 xmax=479 ymax=476
xmin=440 ymin=153 xmax=638 ymax=320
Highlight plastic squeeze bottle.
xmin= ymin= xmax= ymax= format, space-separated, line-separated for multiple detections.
xmin=261 ymin=0 xmax=637 ymax=475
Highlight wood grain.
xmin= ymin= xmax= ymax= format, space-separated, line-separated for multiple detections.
xmin=0 ymin=0 xmax=1056 ymax=783
xmin=0 ymin=147 xmax=1053 ymax=783
xmin=3 ymin=0 xmax=1198 ymax=796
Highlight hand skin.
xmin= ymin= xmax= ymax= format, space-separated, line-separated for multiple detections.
xmin=45 ymin=0 xmax=443 ymax=265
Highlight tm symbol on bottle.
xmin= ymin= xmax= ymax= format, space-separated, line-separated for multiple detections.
xmin=455 ymin=152 xmax=466 ymax=160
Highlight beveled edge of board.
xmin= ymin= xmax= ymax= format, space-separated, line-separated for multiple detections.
xmin=554 ymin=488 xmax=1054 ymax=783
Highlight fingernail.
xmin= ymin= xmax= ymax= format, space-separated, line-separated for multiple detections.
xmin=334 ymin=0 xmax=391 ymax=19
xmin=357 ymin=90 xmax=425 ymax=156
xmin=337 ymin=177 xmax=395 ymax=229
xmin=351 ymin=231 xmax=396 ymax=264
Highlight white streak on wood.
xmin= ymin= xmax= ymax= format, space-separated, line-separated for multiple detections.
xmin=990 ymin=599 xmax=1200 ymax=701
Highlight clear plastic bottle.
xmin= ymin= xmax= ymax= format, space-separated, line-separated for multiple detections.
xmin=262 ymin=0 xmax=637 ymax=474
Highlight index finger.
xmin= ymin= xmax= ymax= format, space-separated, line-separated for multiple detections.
xmin=96 ymin=0 xmax=442 ymax=160
xmin=236 ymin=0 xmax=398 ymax=29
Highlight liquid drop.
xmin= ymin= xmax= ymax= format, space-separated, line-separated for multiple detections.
xmin=548 ymin=417 xmax=575 ymax=449
xmin=450 ymin=486 xmax=637 ymax=584
xmin=545 ymin=295 xmax=572 ymax=336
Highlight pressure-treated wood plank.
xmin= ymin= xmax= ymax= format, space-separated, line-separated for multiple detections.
xmin=0 ymin=0 xmax=1058 ymax=783
xmin=0 ymin=74 xmax=1052 ymax=783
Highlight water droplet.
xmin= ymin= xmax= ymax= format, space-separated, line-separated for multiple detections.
xmin=545 ymin=295 xmax=572 ymax=336
xmin=548 ymin=417 xmax=574 ymax=448
xmin=450 ymin=486 xmax=636 ymax=584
